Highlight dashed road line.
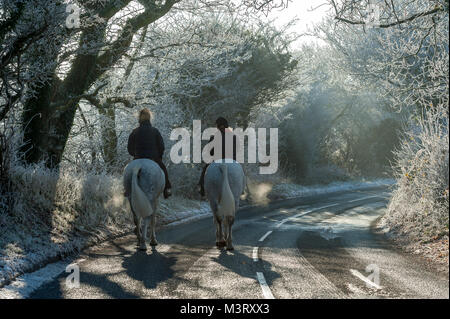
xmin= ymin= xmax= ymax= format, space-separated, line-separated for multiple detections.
xmin=255 ymin=199 xmax=382 ymax=299
xmin=256 ymin=272 xmax=275 ymax=299
xmin=275 ymin=203 xmax=339 ymax=228
xmin=275 ymin=218 xmax=289 ymax=228
xmin=348 ymin=195 xmax=379 ymax=203
xmin=253 ymin=247 xmax=259 ymax=262
xmin=255 ymin=203 xmax=341 ymax=297
xmin=259 ymin=231 xmax=273 ymax=242
xmin=291 ymin=203 xmax=339 ymax=219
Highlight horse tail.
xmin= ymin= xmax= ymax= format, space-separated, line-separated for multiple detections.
xmin=131 ymin=165 xmax=153 ymax=218
xmin=217 ymin=164 xmax=235 ymax=216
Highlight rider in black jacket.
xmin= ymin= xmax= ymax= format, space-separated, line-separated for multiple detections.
xmin=198 ymin=117 xmax=237 ymax=197
xmin=127 ymin=108 xmax=172 ymax=198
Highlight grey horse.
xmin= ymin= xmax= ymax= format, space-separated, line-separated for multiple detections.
xmin=123 ymin=159 xmax=165 ymax=251
xmin=204 ymin=159 xmax=245 ymax=250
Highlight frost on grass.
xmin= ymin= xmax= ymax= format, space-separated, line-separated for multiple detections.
xmin=0 ymin=164 xmax=209 ymax=287
xmin=380 ymin=106 xmax=449 ymax=247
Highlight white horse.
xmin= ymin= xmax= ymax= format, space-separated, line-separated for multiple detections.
xmin=123 ymin=159 xmax=165 ymax=251
xmin=204 ymin=159 xmax=245 ymax=250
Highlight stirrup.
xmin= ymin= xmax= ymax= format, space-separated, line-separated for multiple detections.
xmin=164 ymin=188 xmax=172 ymax=198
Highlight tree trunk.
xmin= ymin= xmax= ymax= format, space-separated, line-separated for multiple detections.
xmin=21 ymin=52 xmax=98 ymax=167
xmin=19 ymin=1 xmax=178 ymax=168
xmin=21 ymin=21 xmax=106 ymax=168
xmin=21 ymin=77 xmax=61 ymax=166
xmin=98 ymin=105 xmax=117 ymax=171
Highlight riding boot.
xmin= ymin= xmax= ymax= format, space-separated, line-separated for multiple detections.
xmin=198 ymin=164 xmax=208 ymax=197
xmin=155 ymin=159 xmax=172 ymax=199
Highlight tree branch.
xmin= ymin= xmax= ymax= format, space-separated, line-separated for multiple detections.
xmin=334 ymin=5 xmax=445 ymax=28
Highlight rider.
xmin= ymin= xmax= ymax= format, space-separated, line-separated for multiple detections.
xmin=127 ymin=108 xmax=172 ymax=199
xmin=198 ymin=117 xmax=238 ymax=197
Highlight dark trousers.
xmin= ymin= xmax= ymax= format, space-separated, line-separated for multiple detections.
xmin=154 ymin=159 xmax=172 ymax=190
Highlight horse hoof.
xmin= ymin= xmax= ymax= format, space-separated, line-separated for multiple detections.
xmin=216 ymin=241 xmax=226 ymax=247
xmin=150 ymin=241 xmax=158 ymax=247
xmin=138 ymin=243 xmax=147 ymax=251
xmin=226 ymin=246 xmax=234 ymax=251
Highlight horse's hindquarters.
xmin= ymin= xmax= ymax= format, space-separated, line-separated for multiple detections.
xmin=205 ymin=161 xmax=244 ymax=207
xmin=205 ymin=161 xmax=244 ymax=251
xmin=123 ymin=159 xmax=165 ymax=249
xmin=123 ymin=159 xmax=165 ymax=201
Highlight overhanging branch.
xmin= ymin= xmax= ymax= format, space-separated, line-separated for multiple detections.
xmin=334 ymin=5 xmax=445 ymax=28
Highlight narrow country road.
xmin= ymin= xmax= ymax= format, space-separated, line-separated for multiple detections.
xmin=20 ymin=187 xmax=450 ymax=298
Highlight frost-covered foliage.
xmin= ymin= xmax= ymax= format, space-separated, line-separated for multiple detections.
xmin=168 ymin=20 xmax=298 ymax=127
xmin=383 ymin=106 xmax=449 ymax=241
xmin=268 ymin=44 xmax=404 ymax=183
xmin=0 ymin=161 xmax=129 ymax=285
xmin=4 ymin=163 xmax=131 ymax=244
xmin=2 ymin=0 xmax=277 ymax=168
xmin=61 ymin=11 xmax=299 ymax=197
xmin=322 ymin=0 xmax=449 ymax=111
xmin=0 ymin=0 xmax=107 ymax=120
xmin=321 ymin=0 xmax=449 ymax=243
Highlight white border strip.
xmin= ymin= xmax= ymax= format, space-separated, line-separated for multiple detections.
xmin=0 ymin=260 xmax=71 ymax=299
xmin=256 ymin=272 xmax=275 ymax=299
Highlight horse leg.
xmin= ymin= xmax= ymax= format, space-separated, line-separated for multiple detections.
xmin=128 ymin=198 xmax=139 ymax=237
xmin=139 ymin=216 xmax=150 ymax=251
xmin=225 ymin=215 xmax=234 ymax=251
xmin=214 ymin=214 xmax=221 ymax=246
xmin=222 ymin=218 xmax=228 ymax=247
xmin=214 ymin=215 xmax=225 ymax=248
xmin=135 ymin=217 xmax=143 ymax=249
xmin=149 ymin=212 xmax=158 ymax=246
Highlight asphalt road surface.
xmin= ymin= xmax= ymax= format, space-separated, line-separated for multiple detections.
xmin=28 ymin=187 xmax=449 ymax=299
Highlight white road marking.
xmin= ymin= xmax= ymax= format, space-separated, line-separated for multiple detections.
xmin=275 ymin=203 xmax=339 ymax=228
xmin=348 ymin=195 xmax=379 ymax=203
xmin=350 ymin=269 xmax=382 ymax=290
xmin=291 ymin=203 xmax=339 ymax=219
xmin=253 ymin=247 xmax=259 ymax=262
xmin=259 ymin=231 xmax=273 ymax=242
xmin=256 ymin=272 xmax=275 ymax=299
xmin=275 ymin=219 xmax=289 ymax=228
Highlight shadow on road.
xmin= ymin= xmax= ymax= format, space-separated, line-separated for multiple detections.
xmin=212 ymin=248 xmax=281 ymax=287
xmin=122 ymin=247 xmax=176 ymax=290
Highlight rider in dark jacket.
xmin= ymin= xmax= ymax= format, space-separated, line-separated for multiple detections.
xmin=127 ymin=108 xmax=172 ymax=198
xmin=198 ymin=117 xmax=237 ymax=197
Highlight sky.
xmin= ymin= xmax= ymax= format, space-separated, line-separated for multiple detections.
xmin=262 ymin=0 xmax=332 ymax=47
